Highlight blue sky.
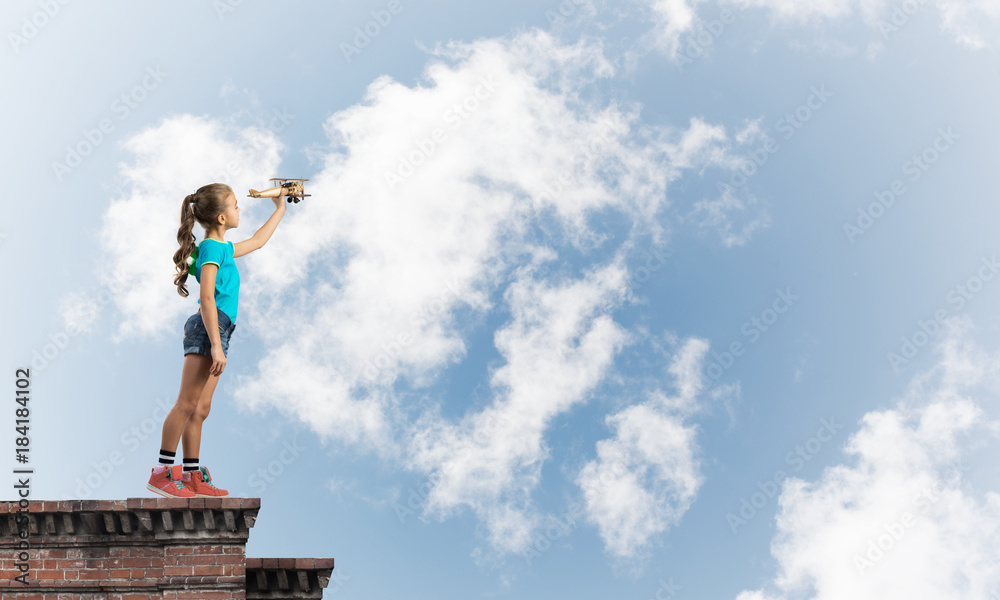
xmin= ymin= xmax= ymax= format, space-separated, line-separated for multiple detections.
xmin=4 ymin=0 xmax=1000 ymax=598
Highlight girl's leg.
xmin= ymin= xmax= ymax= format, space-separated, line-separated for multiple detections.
xmin=181 ymin=371 xmax=221 ymax=461
xmin=159 ymin=354 xmax=212 ymax=453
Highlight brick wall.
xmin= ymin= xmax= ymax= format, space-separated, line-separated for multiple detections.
xmin=0 ymin=498 xmax=334 ymax=600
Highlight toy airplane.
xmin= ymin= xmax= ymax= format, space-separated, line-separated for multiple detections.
xmin=248 ymin=178 xmax=311 ymax=203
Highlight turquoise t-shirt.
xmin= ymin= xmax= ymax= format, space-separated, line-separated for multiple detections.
xmin=194 ymin=238 xmax=240 ymax=322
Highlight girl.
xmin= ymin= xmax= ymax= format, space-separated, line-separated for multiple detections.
xmin=146 ymin=182 xmax=286 ymax=498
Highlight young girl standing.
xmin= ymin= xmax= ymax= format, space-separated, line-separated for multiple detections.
xmin=147 ymin=182 xmax=286 ymax=498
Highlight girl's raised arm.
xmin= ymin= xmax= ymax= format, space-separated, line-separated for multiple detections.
xmin=233 ymin=189 xmax=287 ymax=258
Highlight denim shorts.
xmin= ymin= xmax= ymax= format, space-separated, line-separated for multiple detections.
xmin=183 ymin=307 xmax=236 ymax=358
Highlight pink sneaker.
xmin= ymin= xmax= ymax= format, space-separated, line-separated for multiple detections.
xmin=146 ymin=465 xmax=195 ymax=498
xmin=171 ymin=465 xmax=228 ymax=497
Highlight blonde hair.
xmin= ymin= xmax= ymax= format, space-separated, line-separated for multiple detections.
xmin=172 ymin=183 xmax=233 ymax=298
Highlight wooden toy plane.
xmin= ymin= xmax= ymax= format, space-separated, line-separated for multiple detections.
xmin=248 ymin=178 xmax=311 ymax=203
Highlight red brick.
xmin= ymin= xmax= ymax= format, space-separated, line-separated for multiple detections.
xmin=163 ymin=565 xmax=193 ymax=576
xmin=177 ymin=555 xmax=217 ymax=566
xmin=123 ymin=557 xmax=151 ymax=568
xmin=78 ymin=570 xmax=106 ymax=580
xmin=34 ymin=569 xmax=63 ymax=580
xmin=157 ymin=498 xmax=191 ymax=510
xmin=173 ymin=591 xmax=237 ymax=599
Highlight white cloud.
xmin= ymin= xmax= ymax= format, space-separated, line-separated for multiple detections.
xmin=686 ymin=118 xmax=771 ymax=247
xmin=644 ymin=0 xmax=708 ymax=57
xmin=690 ymin=184 xmax=771 ymax=248
xmin=937 ymin=0 xmax=1000 ymax=48
xmin=736 ymin=317 xmax=1000 ymax=600
xmin=58 ymin=290 xmax=101 ymax=336
xmin=728 ymin=0 xmax=1000 ymax=48
xmin=409 ymin=261 xmax=633 ymax=554
xmin=727 ymin=0 xmax=861 ymax=22
xmin=577 ymin=337 xmax=716 ymax=560
xmin=633 ymin=0 xmax=1000 ymax=54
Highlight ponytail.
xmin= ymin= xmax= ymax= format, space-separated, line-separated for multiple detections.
xmin=172 ymin=194 xmax=198 ymax=298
